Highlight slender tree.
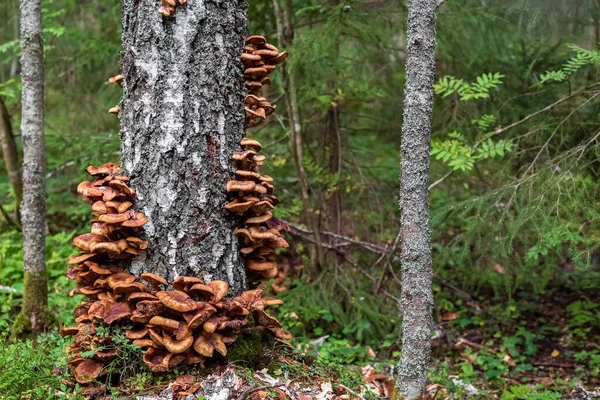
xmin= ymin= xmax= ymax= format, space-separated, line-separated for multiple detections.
xmin=396 ymin=0 xmax=438 ymax=398
xmin=13 ymin=0 xmax=52 ymax=336
xmin=118 ymin=0 xmax=248 ymax=295
xmin=0 ymin=98 xmax=22 ymax=226
xmin=272 ymin=0 xmax=326 ymax=271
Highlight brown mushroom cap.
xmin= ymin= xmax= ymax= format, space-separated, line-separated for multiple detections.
xmin=203 ymin=316 xmax=228 ymax=333
xmin=133 ymin=339 xmax=155 ymax=348
xmin=107 ymin=272 xmax=136 ymax=288
xmin=245 ymin=211 xmax=273 ymax=225
xmin=175 ymin=322 xmax=192 ymax=341
xmin=253 ymin=309 xmax=292 ymax=340
xmin=148 ymin=328 xmax=166 ymax=347
xmin=172 ymin=276 xmax=204 ymax=291
xmin=264 ymin=43 xmax=279 ymax=52
xmin=184 ymin=303 xmax=217 ymax=329
xmin=252 ymin=200 xmax=275 ymax=215
xmin=208 ymin=280 xmax=229 ymax=303
xmin=240 ymin=137 xmax=263 ymax=152
xmin=248 ymin=226 xmax=279 ymax=241
xmin=104 ymin=301 xmax=132 ymax=324
xmin=140 ymin=272 xmax=168 ymax=288
xmin=246 ymin=35 xmax=266 ymax=45
xmin=254 ymin=49 xmax=279 ymax=58
xmin=241 ymin=53 xmax=262 ymax=62
xmin=109 ymin=180 xmax=134 ymax=197
xmin=93 ymin=349 xmax=119 ymax=362
xmin=163 ymin=334 xmax=194 ymax=354
xmin=270 ymin=51 xmax=289 ymax=65
xmin=136 ymin=300 xmax=167 ymax=317
xmin=246 ymin=81 xmax=262 ymax=91
xmin=74 ymin=359 xmax=104 ymax=384
xmin=121 ymin=211 xmax=147 ymax=227
xmin=244 ymin=67 xmax=268 ymax=78
xmin=77 ymin=181 xmax=105 ymax=197
xmin=98 ymin=212 xmax=131 ymax=224
xmin=149 ymin=316 xmax=180 ymax=331
xmin=183 ymin=349 xmax=205 ymax=365
xmin=143 ymin=347 xmax=172 ymax=372
xmin=128 ymin=292 xmax=158 ymax=303
xmin=193 ymin=332 xmax=227 ymax=357
xmin=113 ymin=281 xmax=149 ymax=295
xmin=126 ymin=327 xmax=149 ymax=340
xmin=189 ymin=284 xmax=214 ymax=299
xmin=126 ymin=237 xmax=148 ymax=249
xmin=86 ymin=163 xmax=121 ymax=176
xmin=235 ymin=170 xmax=261 ymax=180
xmin=68 ymin=252 xmax=101 ymax=265
xmin=226 ymin=180 xmax=256 ymax=192
xmin=224 ymin=198 xmax=256 ymax=214
xmin=156 ymin=290 xmax=198 ymax=313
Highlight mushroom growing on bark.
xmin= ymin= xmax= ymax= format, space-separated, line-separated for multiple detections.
xmin=64 ymin=35 xmax=292 ymax=387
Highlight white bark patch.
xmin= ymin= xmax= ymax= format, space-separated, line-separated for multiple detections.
xmin=167 ymin=232 xmax=178 ymax=266
xmin=142 ymin=206 xmax=155 ymax=236
xmin=155 ymin=176 xmax=176 ymax=213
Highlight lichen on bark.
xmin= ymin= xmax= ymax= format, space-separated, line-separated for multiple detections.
xmin=11 ymin=271 xmax=54 ymax=338
xmin=14 ymin=0 xmax=53 ymax=337
xmin=118 ymin=0 xmax=249 ymax=296
xmin=396 ymin=0 xmax=439 ymax=398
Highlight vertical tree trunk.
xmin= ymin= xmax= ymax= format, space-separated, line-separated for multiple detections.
xmin=272 ymin=0 xmax=326 ymax=271
xmin=396 ymin=0 xmax=438 ymax=398
xmin=119 ymin=0 xmax=248 ymax=296
xmin=0 ymin=98 xmax=23 ymax=224
xmin=13 ymin=0 xmax=51 ymax=337
xmin=326 ymin=0 xmax=341 ymax=237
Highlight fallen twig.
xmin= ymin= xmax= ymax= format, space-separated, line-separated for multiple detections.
xmin=235 ymin=383 xmax=286 ymax=400
xmin=339 ymin=384 xmax=367 ymax=400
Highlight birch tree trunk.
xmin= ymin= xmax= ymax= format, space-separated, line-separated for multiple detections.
xmin=13 ymin=0 xmax=52 ymax=337
xmin=396 ymin=0 xmax=438 ymax=398
xmin=118 ymin=0 xmax=248 ymax=296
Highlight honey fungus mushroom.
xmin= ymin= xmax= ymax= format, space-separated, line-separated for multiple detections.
xmin=63 ymin=38 xmax=292 ymax=383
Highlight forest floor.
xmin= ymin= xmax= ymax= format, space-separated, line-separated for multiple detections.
xmin=2 ymin=271 xmax=600 ymax=399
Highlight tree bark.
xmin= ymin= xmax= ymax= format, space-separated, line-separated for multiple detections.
xmin=13 ymin=0 xmax=51 ymax=337
xmin=396 ymin=0 xmax=438 ymax=398
xmin=272 ymin=0 xmax=326 ymax=272
xmin=0 ymin=97 xmax=23 ymax=224
xmin=118 ymin=0 xmax=248 ymax=296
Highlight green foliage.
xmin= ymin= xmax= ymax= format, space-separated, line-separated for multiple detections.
xmin=431 ymin=131 xmax=514 ymax=172
xmin=434 ymin=73 xmax=504 ymax=101
xmin=540 ymin=45 xmax=600 ymax=84
xmin=0 ymin=330 xmax=74 ymax=399
xmin=0 ymin=231 xmax=79 ymax=327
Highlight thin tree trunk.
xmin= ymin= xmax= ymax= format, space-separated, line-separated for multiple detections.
xmin=13 ymin=0 xmax=51 ymax=337
xmin=0 ymin=97 xmax=23 ymax=224
xmin=119 ymin=0 xmax=248 ymax=295
xmin=396 ymin=0 xmax=438 ymax=398
xmin=326 ymin=1 xmax=341 ymax=237
xmin=326 ymin=100 xmax=341 ymax=236
xmin=272 ymin=0 xmax=326 ymax=271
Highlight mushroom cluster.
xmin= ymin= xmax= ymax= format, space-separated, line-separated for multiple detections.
xmin=63 ymin=163 xmax=291 ymax=385
xmin=242 ymin=35 xmax=288 ymax=128
xmin=225 ymin=36 xmax=291 ymax=284
xmin=226 ymin=138 xmax=290 ymax=284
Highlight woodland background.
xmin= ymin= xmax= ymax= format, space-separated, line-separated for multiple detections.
xmin=2 ymin=0 xmax=600 ymax=398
